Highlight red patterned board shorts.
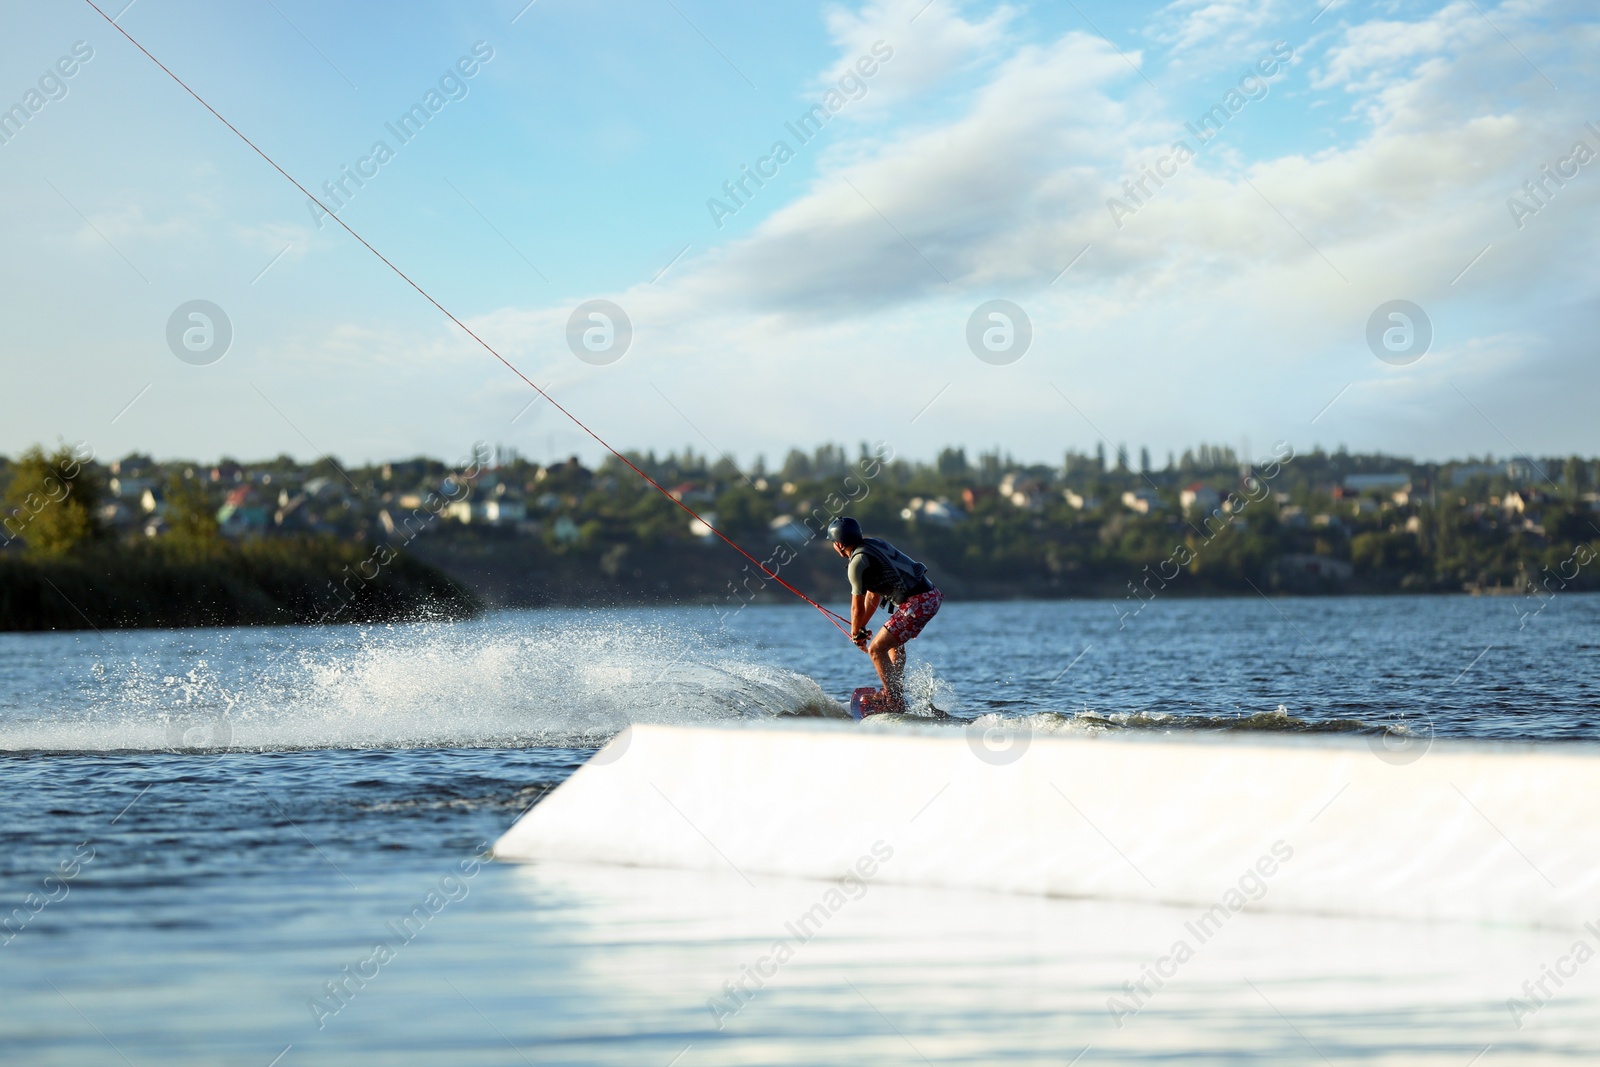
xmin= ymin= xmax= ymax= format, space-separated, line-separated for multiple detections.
xmin=884 ymin=587 xmax=943 ymax=646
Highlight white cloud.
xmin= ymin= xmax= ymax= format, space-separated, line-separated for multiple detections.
xmin=1151 ymin=0 xmax=1291 ymax=57
xmin=658 ymin=31 xmax=1139 ymax=317
xmin=1315 ymin=2 xmax=1497 ymax=98
xmin=817 ymin=0 xmax=1015 ymax=108
xmin=58 ymin=197 xmax=204 ymax=250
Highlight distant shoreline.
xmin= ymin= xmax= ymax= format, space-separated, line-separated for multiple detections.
xmin=6 ymin=441 xmax=1593 ymax=635
xmin=0 ymin=541 xmax=477 ymax=633
xmin=1 ymin=531 xmax=1565 ymax=634
xmin=404 ymin=535 xmax=1548 ymax=614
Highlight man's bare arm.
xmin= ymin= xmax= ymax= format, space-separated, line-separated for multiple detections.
xmin=851 ymin=592 xmax=881 ymax=641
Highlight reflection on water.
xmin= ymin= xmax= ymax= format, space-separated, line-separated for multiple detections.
xmin=495 ymin=861 xmax=1600 ymax=1065
xmin=498 ymin=861 xmax=1600 ymax=1064
xmin=11 ymin=847 xmax=1595 ymax=1065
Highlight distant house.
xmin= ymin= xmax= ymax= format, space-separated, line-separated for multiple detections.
xmin=211 ymin=461 xmax=244 ymax=484
xmin=769 ymin=515 xmax=810 ymax=544
xmin=997 ymin=474 xmax=1048 ymax=508
xmin=1121 ymin=489 xmax=1160 ymax=515
xmin=472 ymin=499 xmax=527 ymax=525
xmin=275 ymin=493 xmax=314 ymax=531
xmin=436 ymin=483 xmax=526 ymax=526
xmin=1506 ymin=459 xmax=1540 ymax=485
xmin=1062 ymin=489 xmax=1099 ymax=511
xmin=552 ymin=516 xmax=581 ymax=543
xmin=381 ymin=459 xmax=432 ymax=485
xmin=1449 ymin=462 xmax=1537 ymax=487
xmin=217 ymin=486 xmax=268 ymax=536
xmin=139 ymin=487 xmax=167 ymax=516
xmin=1449 ymin=464 xmax=1495 ymax=486
xmin=1005 ymin=483 xmax=1050 ymax=510
xmin=1501 ymin=491 xmax=1542 ymax=515
xmin=1344 ymin=473 xmax=1410 ymax=493
xmin=899 ymin=497 xmax=964 ymax=525
xmin=110 ymin=476 xmax=154 ymax=500
xmin=98 ymin=501 xmax=137 ymax=530
xmin=1180 ymin=483 xmax=1221 ymax=514
xmin=219 ymin=505 xmax=268 ymax=536
xmin=536 ymin=456 xmax=592 ymax=484
xmin=688 ymin=513 xmax=718 ymax=539
xmin=110 ymin=454 xmax=154 ymax=478
xmin=1278 ymin=506 xmax=1308 ymax=529
xmin=1351 ymin=498 xmax=1380 ymax=515
xmin=668 ymin=483 xmax=714 ymax=504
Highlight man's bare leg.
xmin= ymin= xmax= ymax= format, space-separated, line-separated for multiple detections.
xmin=887 ymin=647 xmax=907 ymax=707
xmin=868 ymin=631 xmax=907 ymax=709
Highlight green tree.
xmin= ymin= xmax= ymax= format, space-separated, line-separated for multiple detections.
xmin=712 ymin=484 xmax=772 ymax=539
xmin=1351 ymin=530 xmax=1424 ymax=576
xmin=164 ymin=473 xmax=221 ymax=554
xmin=780 ymin=449 xmax=812 ymax=480
xmin=1564 ymin=455 xmax=1588 ymax=499
xmin=1 ymin=445 xmax=100 ymax=558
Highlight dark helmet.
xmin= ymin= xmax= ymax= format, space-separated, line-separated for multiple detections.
xmin=826 ymin=516 xmax=863 ymax=546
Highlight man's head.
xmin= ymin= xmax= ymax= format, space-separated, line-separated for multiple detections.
xmin=827 ymin=516 xmax=863 ymax=557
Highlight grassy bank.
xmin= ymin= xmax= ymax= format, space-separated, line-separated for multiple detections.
xmin=0 ymin=539 xmax=478 ymax=632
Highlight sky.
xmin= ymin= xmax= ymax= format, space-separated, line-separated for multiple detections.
xmin=0 ymin=0 xmax=1595 ymax=470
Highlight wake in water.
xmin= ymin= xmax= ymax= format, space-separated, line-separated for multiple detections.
xmin=875 ymin=704 xmax=1376 ymax=737
xmin=2 ymin=611 xmax=1405 ymax=754
xmin=875 ymin=662 xmax=1378 ymax=737
xmin=0 ymin=618 xmax=843 ymax=753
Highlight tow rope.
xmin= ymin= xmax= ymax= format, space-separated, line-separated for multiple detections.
xmin=87 ymin=0 xmax=855 ymax=639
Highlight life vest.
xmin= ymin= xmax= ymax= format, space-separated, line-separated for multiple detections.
xmin=851 ymin=537 xmax=932 ymax=607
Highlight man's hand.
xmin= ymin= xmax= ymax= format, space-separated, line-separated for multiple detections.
xmin=849 ymin=592 xmax=879 ymax=649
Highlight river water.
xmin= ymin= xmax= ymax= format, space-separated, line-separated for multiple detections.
xmin=3 ymin=594 xmax=1597 ymax=1064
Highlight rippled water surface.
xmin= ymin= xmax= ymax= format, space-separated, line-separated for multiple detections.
xmin=4 ymin=595 xmax=1598 ymax=1064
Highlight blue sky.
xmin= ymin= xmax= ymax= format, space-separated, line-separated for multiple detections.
xmin=1 ymin=0 xmax=1594 ymax=469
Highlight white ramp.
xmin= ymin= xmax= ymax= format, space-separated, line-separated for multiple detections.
xmin=494 ymin=720 xmax=1600 ymax=928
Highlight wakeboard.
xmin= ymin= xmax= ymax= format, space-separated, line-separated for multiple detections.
xmin=849 ymin=686 xmax=897 ymax=720
xmin=849 ymin=687 xmax=953 ymax=720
